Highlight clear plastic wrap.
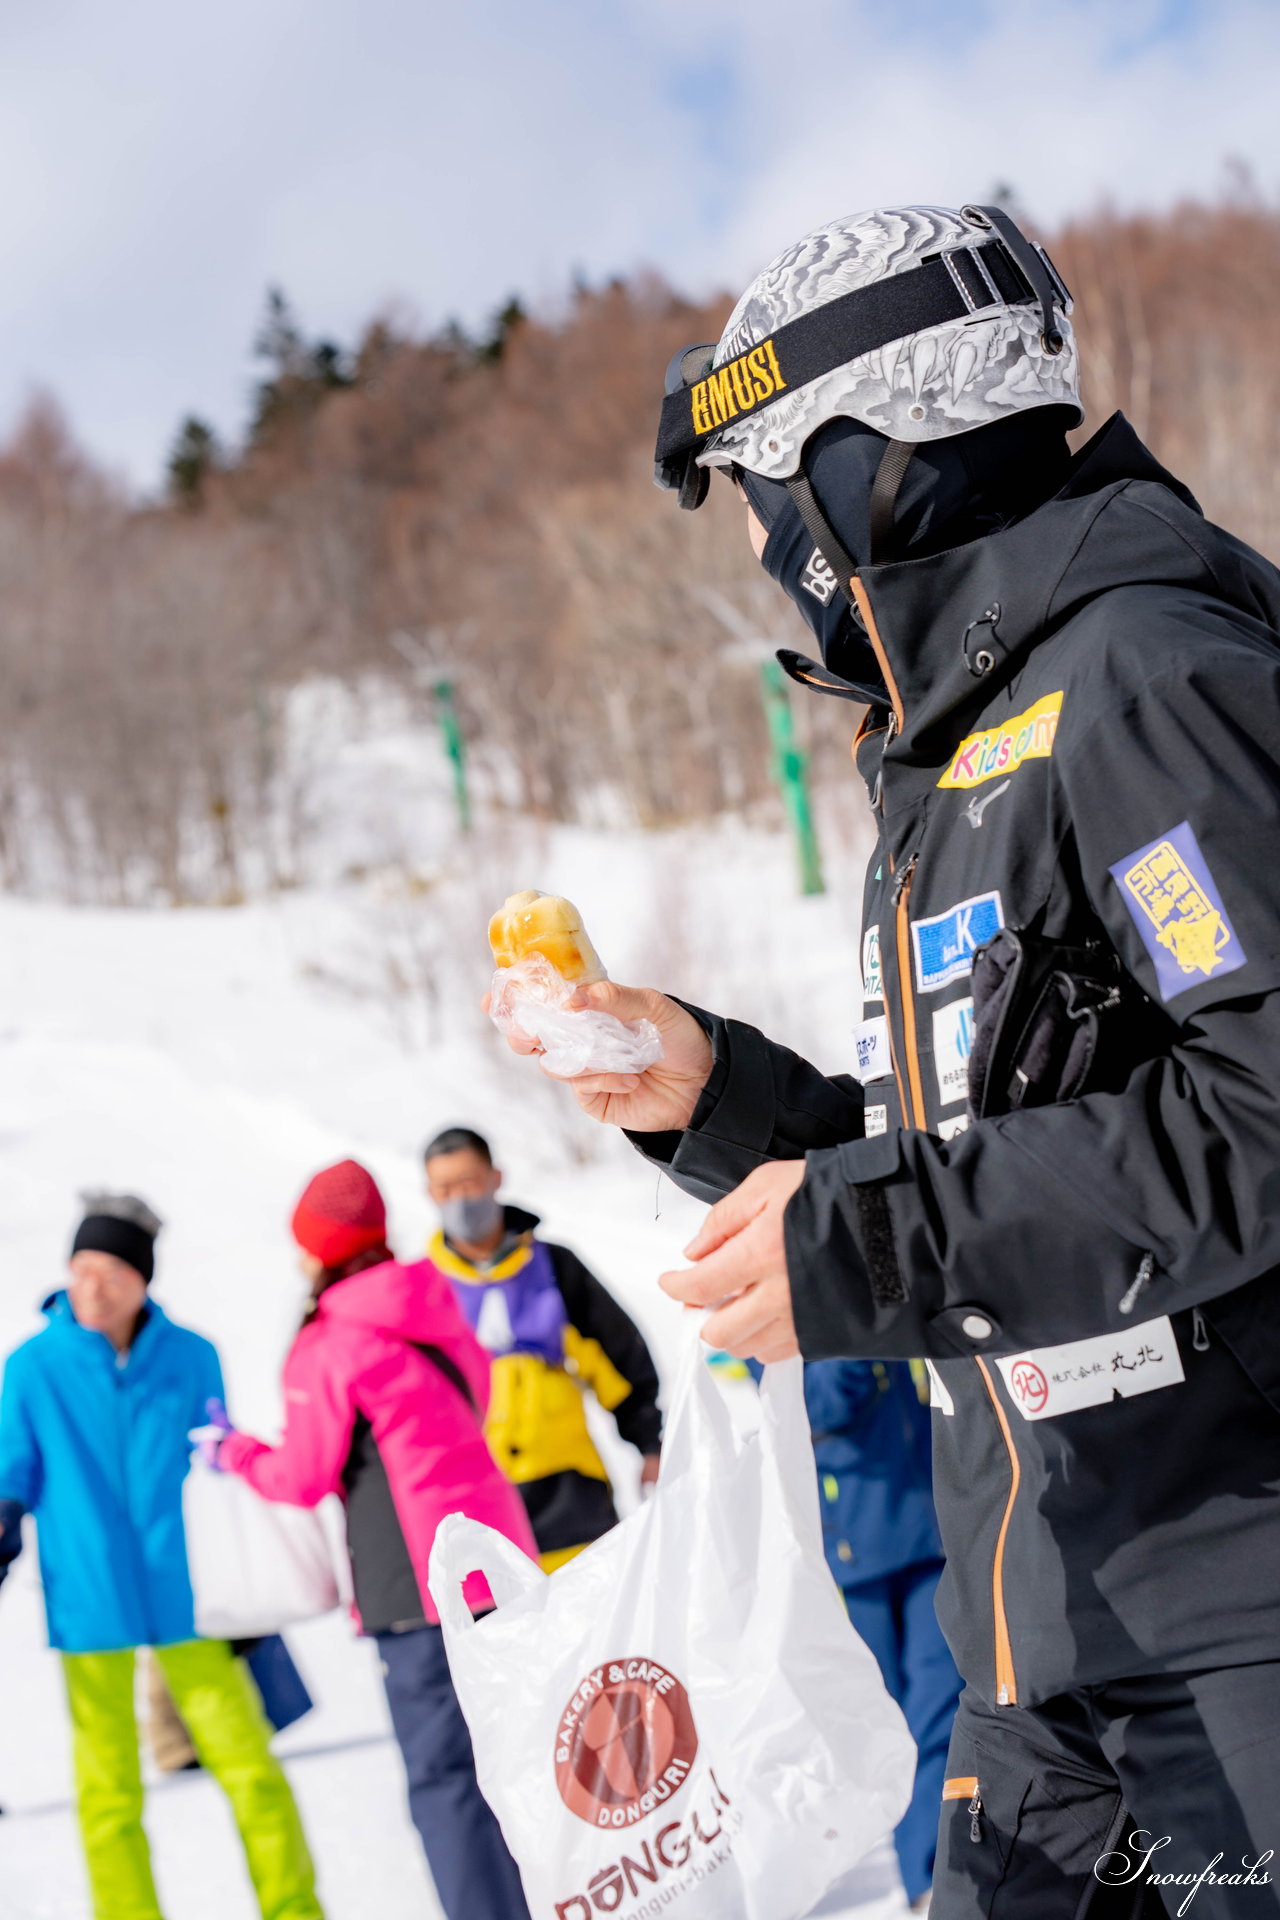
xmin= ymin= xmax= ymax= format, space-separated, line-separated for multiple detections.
xmin=488 ymin=953 xmax=664 ymax=1077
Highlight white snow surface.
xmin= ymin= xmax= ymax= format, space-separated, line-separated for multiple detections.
xmin=0 ymin=796 xmax=907 ymax=1918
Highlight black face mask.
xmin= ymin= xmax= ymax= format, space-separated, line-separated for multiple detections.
xmin=740 ymin=408 xmax=1074 ymax=684
xmin=741 ymin=462 xmax=876 ymax=689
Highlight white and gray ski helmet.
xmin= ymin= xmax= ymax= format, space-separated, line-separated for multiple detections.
xmin=654 ymin=203 xmax=1082 ymax=502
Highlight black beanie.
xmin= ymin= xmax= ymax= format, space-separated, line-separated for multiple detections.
xmin=71 ymin=1192 xmax=162 ymax=1284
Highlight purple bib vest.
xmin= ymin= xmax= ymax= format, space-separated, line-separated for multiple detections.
xmin=444 ymin=1240 xmax=567 ymax=1365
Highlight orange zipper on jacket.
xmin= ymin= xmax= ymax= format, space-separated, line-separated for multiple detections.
xmin=853 ymin=707 xmax=880 ymax=751
xmin=854 ymin=567 xmax=1021 ymax=1710
xmin=882 ymin=851 xmax=911 ymax=1128
xmin=856 ymin=572 xmax=923 ymax=1128
xmin=850 ymin=577 xmax=903 ymax=730
xmin=974 ymin=1358 xmax=1020 ymax=1705
xmin=893 ymin=858 xmax=928 ymax=1130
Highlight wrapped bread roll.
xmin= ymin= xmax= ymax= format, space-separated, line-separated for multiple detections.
xmin=488 ymin=890 xmax=607 ymax=986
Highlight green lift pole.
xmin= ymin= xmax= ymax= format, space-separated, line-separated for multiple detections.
xmin=760 ymin=657 xmax=824 ymax=896
xmin=434 ymin=679 xmax=471 ymax=833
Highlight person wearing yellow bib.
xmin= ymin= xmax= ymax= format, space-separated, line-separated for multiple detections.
xmin=423 ymin=1128 xmax=661 ymax=1571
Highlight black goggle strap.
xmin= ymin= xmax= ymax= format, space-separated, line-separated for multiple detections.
xmin=656 ymin=342 xmax=717 ymax=506
xmin=655 ymin=225 xmax=1071 ymax=471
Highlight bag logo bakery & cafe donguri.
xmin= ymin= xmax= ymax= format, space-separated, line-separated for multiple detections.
xmin=555 ymin=1657 xmax=699 ymax=1829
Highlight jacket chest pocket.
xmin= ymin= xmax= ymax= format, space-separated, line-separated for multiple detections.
xmin=120 ymin=1381 xmax=191 ymax=1489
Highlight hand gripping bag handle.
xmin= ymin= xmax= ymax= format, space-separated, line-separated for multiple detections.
xmin=656 ymin=1312 xmax=742 ymax=1487
xmin=427 ymin=1513 xmax=547 ymax=1638
xmin=429 ymin=1319 xmax=739 ymax=1636
xmin=756 ymin=1353 xmax=825 ymax=1560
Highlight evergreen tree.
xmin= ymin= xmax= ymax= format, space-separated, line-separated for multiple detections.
xmin=250 ymin=288 xmax=354 ymax=445
xmin=476 ymin=296 xmax=525 ymax=363
xmin=255 ymin=287 xmax=319 ymax=379
xmin=167 ymin=416 xmax=219 ymax=507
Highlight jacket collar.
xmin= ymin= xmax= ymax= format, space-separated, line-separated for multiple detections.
xmin=851 ymin=414 xmax=1206 ymax=761
xmin=432 ymin=1204 xmax=541 ymax=1285
xmin=41 ymin=1289 xmax=162 ymax=1364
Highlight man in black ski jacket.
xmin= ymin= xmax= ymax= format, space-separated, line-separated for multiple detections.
xmin=500 ymin=206 xmax=1280 ymax=1917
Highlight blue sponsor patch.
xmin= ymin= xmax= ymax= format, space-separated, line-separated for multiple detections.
xmin=1110 ymin=820 xmax=1246 ymax=1002
xmin=912 ymin=890 xmax=1004 ymax=993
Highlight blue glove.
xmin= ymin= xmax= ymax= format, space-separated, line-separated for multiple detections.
xmin=0 ymin=1498 xmax=25 ymax=1591
xmin=190 ymin=1397 xmax=234 ymax=1472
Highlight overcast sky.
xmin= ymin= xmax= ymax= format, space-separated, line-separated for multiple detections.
xmin=3 ymin=0 xmax=1278 ymax=489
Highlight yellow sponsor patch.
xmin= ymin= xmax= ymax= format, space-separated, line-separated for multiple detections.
xmin=1125 ymin=844 xmax=1224 ymax=973
xmin=689 ymin=338 xmax=787 ymax=436
xmin=938 ymin=691 xmax=1064 ymax=790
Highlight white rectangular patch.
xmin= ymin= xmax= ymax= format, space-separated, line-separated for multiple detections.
xmin=800 ymin=545 xmax=839 ymax=606
xmin=864 ymin=1103 xmax=888 ymax=1138
xmin=932 ymin=997 xmax=975 ymax=1108
xmin=937 ymin=1114 xmax=970 ymax=1140
xmin=853 ymin=1015 xmax=892 ymax=1085
xmin=861 ymin=925 xmax=883 ymax=1004
xmin=995 ymin=1316 xmax=1185 ymax=1421
xmin=912 ymin=890 xmax=1004 ymax=993
xmin=925 ymin=1359 xmax=955 ymax=1415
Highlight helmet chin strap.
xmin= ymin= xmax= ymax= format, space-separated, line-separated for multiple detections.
xmin=783 ymin=471 xmax=858 ymax=604
xmin=867 ymin=439 xmax=916 ymax=564
xmin=783 ymin=436 xmax=917 ymax=606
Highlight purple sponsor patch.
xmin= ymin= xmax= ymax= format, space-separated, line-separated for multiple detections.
xmin=1110 ymin=820 xmax=1245 ymax=1002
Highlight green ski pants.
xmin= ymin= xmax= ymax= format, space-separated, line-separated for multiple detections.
xmin=62 ymin=1638 xmax=324 ymax=1920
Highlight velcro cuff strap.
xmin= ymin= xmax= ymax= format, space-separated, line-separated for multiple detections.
xmin=855 ymin=1184 xmax=906 ymax=1307
xmin=831 ymin=1132 xmax=907 ymax=1308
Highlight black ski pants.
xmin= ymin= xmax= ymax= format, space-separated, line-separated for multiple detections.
xmin=934 ymin=1665 xmax=1280 ymax=1918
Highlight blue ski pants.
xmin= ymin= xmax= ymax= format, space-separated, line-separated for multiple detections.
xmin=844 ymin=1559 xmax=963 ymax=1905
xmin=375 ymin=1622 xmax=530 ymax=1920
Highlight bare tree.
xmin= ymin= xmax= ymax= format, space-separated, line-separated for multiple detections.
xmin=3 ymin=202 xmax=1280 ymax=904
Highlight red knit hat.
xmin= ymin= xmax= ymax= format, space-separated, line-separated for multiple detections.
xmin=290 ymin=1160 xmax=388 ymax=1268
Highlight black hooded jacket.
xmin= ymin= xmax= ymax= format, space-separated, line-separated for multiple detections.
xmin=634 ymin=414 xmax=1280 ymax=1709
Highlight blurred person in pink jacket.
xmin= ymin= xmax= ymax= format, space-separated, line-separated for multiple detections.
xmin=213 ymin=1160 xmax=536 ymax=1920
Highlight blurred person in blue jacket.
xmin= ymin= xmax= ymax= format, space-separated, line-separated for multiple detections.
xmin=751 ymin=1356 xmax=961 ymax=1912
xmin=0 ymin=1191 xmax=324 ymax=1920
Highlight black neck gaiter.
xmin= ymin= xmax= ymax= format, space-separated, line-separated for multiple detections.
xmin=741 ymin=407 xmax=1075 ymax=687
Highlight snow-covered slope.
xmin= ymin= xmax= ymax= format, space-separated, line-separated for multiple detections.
xmin=0 ymin=800 xmax=905 ymax=1918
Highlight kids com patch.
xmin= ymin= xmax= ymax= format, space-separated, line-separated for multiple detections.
xmin=1110 ymin=820 xmax=1246 ymax=1001
xmin=937 ymin=691 xmax=1064 ymax=790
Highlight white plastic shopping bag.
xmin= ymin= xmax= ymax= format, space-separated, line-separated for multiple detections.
xmin=184 ymin=1455 xmax=351 ymax=1639
xmin=428 ymin=1328 xmax=916 ymax=1920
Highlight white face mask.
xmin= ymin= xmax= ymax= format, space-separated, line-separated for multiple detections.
xmin=441 ymin=1193 xmax=503 ymax=1244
